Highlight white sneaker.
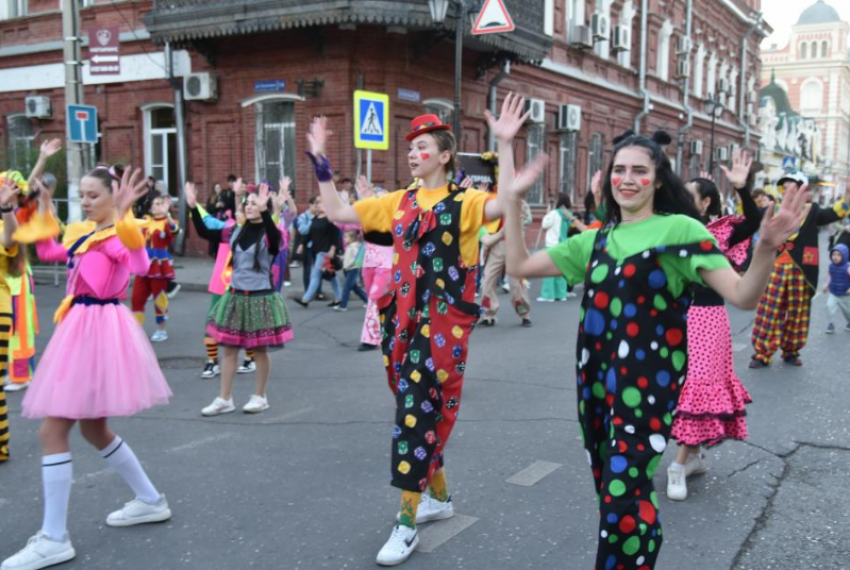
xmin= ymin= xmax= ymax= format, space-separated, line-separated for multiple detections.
xmin=201 ymin=397 xmax=235 ymax=416
xmin=1 ymin=531 xmax=75 ymax=570
xmin=283 ymin=281 xmax=292 ymax=287
xmin=682 ymin=452 xmax=708 ymax=477
xmin=166 ymin=283 xmax=181 ymax=299
xmin=501 ymin=283 xmax=510 ymax=293
xmin=201 ymin=360 xmax=220 ymax=379
xmin=536 ymin=297 xmax=554 ymax=302
xmin=150 ymin=330 xmax=168 ymax=342
xmin=3 ymin=381 xmax=29 ymax=392
xmin=396 ymin=494 xmax=454 ymax=524
xmin=376 ymin=525 xmax=419 ymax=566
xmin=242 ymin=394 xmax=269 ymax=414
xmin=106 ymin=495 xmax=171 ymax=527
xmin=666 ymin=465 xmax=688 ymax=501
xmin=237 ymin=359 xmax=256 ymax=374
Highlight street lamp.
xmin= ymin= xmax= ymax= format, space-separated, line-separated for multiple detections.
xmin=428 ymin=0 xmax=450 ymax=23
xmin=429 ymin=0 xmax=472 ymax=144
xmin=706 ymin=88 xmax=727 ymax=174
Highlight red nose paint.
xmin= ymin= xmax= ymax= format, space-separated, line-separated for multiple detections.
xmin=420 ymin=153 xmax=431 ymax=160
xmin=612 ymin=177 xmax=622 ymax=187
xmin=640 ymin=178 xmax=651 ymax=187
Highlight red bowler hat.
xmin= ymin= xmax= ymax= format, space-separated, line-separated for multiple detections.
xmin=405 ymin=114 xmax=452 ymax=141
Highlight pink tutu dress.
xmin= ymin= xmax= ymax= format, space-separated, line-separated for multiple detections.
xmin=22 ymin=220 xmax=172 ymax=419
xmin=672 ymin=216 xmax=754 ymax=447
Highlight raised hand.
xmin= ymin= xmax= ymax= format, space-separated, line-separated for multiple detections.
xmin=506 ymin=154 xmax=549 ymax=201
xmin=257 ymin=182 xmax=270 ymax=212
xmin=184 ymin=182 xmax=198 ymax=209
xmin=354 ymin=175 xmax=374 ymax=199
xmin=459 ymin=176 xmax=474 ymax=189
xmin=234 ymin=177 xmax=246 ymax=197
xmin=40 ymin=138 xmax=62 ymax=158
xmin=757 ymin=183 xmax=809 ymax=250
xmin=720 ymin=148 xmax=752 ymax=189
xmin=483 ymin=92 xmax=530 ymax=143
xmin=307 ymin=116 xmax=331 ymax=157
xmin=591 ymin=170 xmax=602 ymax=202
xmin=279 ymin=176 xmax=292 ymax=196
xmin=112 ymin=165 xmax=148 ymax=218
xmin=0 ymin=177 xmax=19 ymax=208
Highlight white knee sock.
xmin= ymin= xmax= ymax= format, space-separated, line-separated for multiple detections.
xmin=100 ymin=437 xmax=160 ymax=504
xmin=41 ymin=452 xmax=73 ymax=541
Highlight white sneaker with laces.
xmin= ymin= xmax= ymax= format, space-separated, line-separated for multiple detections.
xmin=243 ymin=394 xmax=269 ymax=413
xmin=1 ymin=531 xmax=75 ymax=570
xmin=376 ymin=525 xmax=419 ymax=566
xmin=237 ymin=359 xmax=256 ymax=374
xmin=201 ymin=360 xmax=220 ymax=379
xmin=683 ymin=452 xmax=708 ymax=477
xmin=201 ymin=397 xmax=235 ymax=416
xmin=3 ymin=381 xmax=29 ymax=392
xmin=106 ymin=495 xmax=171 ymax=527
xmin=150 ymin=330 xmax=168 ymax=342
xmin=666 ymin=465 xmax=687 ymax=501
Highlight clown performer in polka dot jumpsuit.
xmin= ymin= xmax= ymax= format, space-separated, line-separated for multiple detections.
xmin=304 ymin=94 xmax=528 ymax=566
xmin=666 ymin=149 xmax=763 ymax=501
xmin=502 ymin=130 xmax=807 ymax=570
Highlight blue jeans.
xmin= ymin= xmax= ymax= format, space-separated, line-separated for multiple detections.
xmin=339 ymin=269 xmax=368 ymax=308
xmin=304 ymin=252 xmax=341 ymax=302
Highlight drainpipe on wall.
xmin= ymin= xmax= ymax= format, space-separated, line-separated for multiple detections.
xmin=633 ymin=0 xmax=650 ymax=134
xmin=487 ymin=61 xmax=511 ymax=152
xmin=675 ymin=0 xmax=694 ymax=177
xmin=739 ymin=12 xmax=763 ymax=148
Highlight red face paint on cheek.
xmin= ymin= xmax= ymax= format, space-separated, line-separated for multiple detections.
xmin=640 ymin=178 xmax=651 ymax=187
xmin=420 ymin=153 xmax=431 ymax=160
xmin=612 ymin=177 xmax=622 ymax=187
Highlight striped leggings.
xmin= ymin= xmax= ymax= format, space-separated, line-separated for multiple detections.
xmin=0 ymin=313 xmax=13 ymax=461
xmin=751 ymin=263 xmax=812 ymax=363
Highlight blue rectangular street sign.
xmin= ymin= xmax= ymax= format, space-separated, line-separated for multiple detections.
xmin=67 ymin=104 xmax=98 ymax=144
xmin=255 ymin=80 xmax=286 ymax=93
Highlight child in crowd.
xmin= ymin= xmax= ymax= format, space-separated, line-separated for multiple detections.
xmin=335 ymin=230 xmax=367 ymax=311
xmin=824 ymin=244 xmax=850 ymax=333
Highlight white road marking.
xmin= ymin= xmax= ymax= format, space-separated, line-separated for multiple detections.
xmin=506 ymin=460 xmax=563 ymax=486
xmin=416 ymin=514 xmax=479 ymax=553
xmin=260 ymin=406 xmax=314 ymax=424
xmin=166 ymin=432 xmax=235 ymax=453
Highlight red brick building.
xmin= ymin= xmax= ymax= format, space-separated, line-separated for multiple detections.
xmin=0 ymin=0 xmax=767 ymax=255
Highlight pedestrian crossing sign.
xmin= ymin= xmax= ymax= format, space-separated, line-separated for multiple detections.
xmin=354 ymin=90 xmax=390 ymax=150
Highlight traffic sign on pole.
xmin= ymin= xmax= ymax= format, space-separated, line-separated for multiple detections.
xmin=471 ymin=0 xmax=515 ymax=35
xmin=88 ymin=26 xmax=120 ymax=76
xmin=354 ymin=90 xmax=390 ymax=151
xmin=67 ymin=104 xmax=98 ymax=144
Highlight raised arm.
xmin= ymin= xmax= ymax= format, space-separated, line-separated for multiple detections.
xmin=719 ymin=149 xmax=760 ymax=245
xmin=701 ymin=183 xmax=809 ymax=310
xmin=0 ymin=178 xmax=20 ymax=250
xmin=482 ymin=93 xmax=532 ymax=222
xmin=257 ymin=183 xmax=281 ymax=256
xmin=26 ymin=139 xmax=62 ymax=190
xmin=816 ymin=185 xmax=850 ymax=226
xmin=306 ymin=117 xmax=360 ymax=224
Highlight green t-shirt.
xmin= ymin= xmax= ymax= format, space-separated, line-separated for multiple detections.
xmin=547 ymin=214 xmax=731 ymax=298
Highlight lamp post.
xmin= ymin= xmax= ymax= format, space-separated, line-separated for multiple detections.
xmin=706 ymin=89 xmax=726 ymax=174
xmin=429 ymin=0 xmax=470 ymax=143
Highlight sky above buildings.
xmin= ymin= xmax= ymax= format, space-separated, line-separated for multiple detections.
xmin=761 ymin=0 xmax=850 ymax=49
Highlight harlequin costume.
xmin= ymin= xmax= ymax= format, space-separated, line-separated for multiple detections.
xmin=131 ymin=215 xmax=180 ymax=326
xmin=750 ymin=175 xmax=850 ymax=365
xmin=17 ymin=210 xmax=172 ymax=419
xmin=549 ymin=214 xmax=731 ymax=570
xmin=0 ymin=230 xmax=21 ymax=461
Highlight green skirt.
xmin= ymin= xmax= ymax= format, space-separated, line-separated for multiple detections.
xmin=206 ymin=289 xmax=293 ymax=349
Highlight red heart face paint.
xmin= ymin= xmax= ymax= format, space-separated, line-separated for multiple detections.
xmin=612 ymin=176 xmax=623 ymax=187
xmin=640 ymin=178 xmax=651 ymax=187
xmin=420 ymin=152 xmax=431 ymax=160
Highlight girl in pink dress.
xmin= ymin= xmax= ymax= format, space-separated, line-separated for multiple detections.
xmin=3 ymin=166 xmax=173 ymax=570
xmin=359 ymin=229 xmax=393 ymax=351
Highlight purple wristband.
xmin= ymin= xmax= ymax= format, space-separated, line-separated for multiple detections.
xmin=306 ymin=152 xmax=333 ymax=182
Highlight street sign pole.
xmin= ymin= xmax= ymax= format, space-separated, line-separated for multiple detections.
xmin=366 ymin=149 xmax=373 ymax=184
xmin=62 ymin=0 xmax=85 ymax=222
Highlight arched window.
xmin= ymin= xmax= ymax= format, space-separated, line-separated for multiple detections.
xmin=656 ymin=20 xmax=673 ymax=81
xmin=811 ymin=41 xmax=818 ymax=58
xmin=822 ymin=40 xmax=828 ymax=57
xmin=801 ymin=80 xmax=823 ymax=113
xmin=706 ymin=52 xmax=718 ymax=97
xmin=800 ymin=42 xmax=807 ymax=59
xmin=617 ymin=0 xmax=636 ymax=68
xmin=693 ymin=43 xmax=706 ymax=98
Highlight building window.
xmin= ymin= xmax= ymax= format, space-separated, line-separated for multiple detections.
xmin=255 ymin=101 xmax=296 ymax=194
xmin=800 ymin=42 xmax=807 ymax=59
xmin=423 ymin=98 xmax=454 ymax=126
xmin=656 ymin=20 xmax=673 ymax=81
xmin=706 ymin=52 xmax=717 ymax=97
xmin=822 ymin=40 xmax=828 ymax=57
xmin=811 ymin=41 xmax=818 ymax=58
xmin=617 ymin=0 xmax=636 ymax=68
xmin=587 ymin=133 xmax=604 ymax=197
xmin=526 ymin=124 xmax=546 ymax=205
xmin=801 ymin=80 xmax=823 ymax=113
xmin=0 ymin=0 xmax=26 ymax=20
xmin=6 ymin=114 xmax=33 ymax=171
xmin=143 ymin=105 xmax=177 ymax=196
xmin=566 ymin=0 xmax=586 ymax=42
xmin=544 ymin=0 xmax=554 ymax=36
xmin=593 ymin=0 xmax=613 ymax=60
xmin=693 ymin=44 xmax=706 ymax=98
xmin=688 ymin=151 xmax=701 ymax=180
xmin=559 ymin=132 xmax=578 ymax=202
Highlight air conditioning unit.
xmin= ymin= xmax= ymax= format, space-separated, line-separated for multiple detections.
xmin=676 ymin=36 xmax=692 ymax=55
xmin=591 ymin=12 xmax=610 ymax=41
xmin=569 ymin=25 xmax=594 ymax=50
xmin=183 ymin=72 xmax=218 ymax=101
xmin=689 ymin=140 xmax=703 ymax=155
xmin=557 ymin=104 xmax=582 ymax=132
xmin=25 ymin=96 xmax=52 ymax=119
xmin=716 ymin=147 xmax=729 ymax=161
xmin=612 ymin=25 xmax=630 ymax=52
xmin=675 ymin=60 xmax=690 ymax=79
xmin=523 ymin=98 xmax=546 ymax=124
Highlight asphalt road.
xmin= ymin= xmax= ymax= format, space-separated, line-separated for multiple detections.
xmin=1 ymin=270 xmax=848 ymax=570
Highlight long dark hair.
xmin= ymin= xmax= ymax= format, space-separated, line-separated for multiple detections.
xmin=602 ymin=131 xmax=701 ymax=225
xmin=238 ymin=190 xmax=274 ymax=272
xmin=555 ymin=192 xmax=572 ymax=210
xmin=688 ymin=177 xmax=722 ymax=223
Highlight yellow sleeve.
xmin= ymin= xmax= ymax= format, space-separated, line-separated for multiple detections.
xmin=12 ymin=210 xmax=61 ymax=244
xmin=0 ymin=242 xmax=18 ymax=258
xmin=352 ymin=191 xmax=405 ymax=234
xmin=116 ymin=211 xmax=146 ymax=250
xmin=459 ymin=189 xmax=495 ymax=267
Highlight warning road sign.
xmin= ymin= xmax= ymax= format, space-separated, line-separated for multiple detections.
xmin=471 ymin=0 xmax=515 ymax=35
xmin=354 ymin=90 xmax=390 ymax=150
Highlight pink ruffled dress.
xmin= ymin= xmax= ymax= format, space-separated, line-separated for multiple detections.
xmin=22 ymin=230 xmax=172 ymax=419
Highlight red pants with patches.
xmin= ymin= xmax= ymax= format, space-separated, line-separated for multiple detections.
xmin=751 ymin=263 xmax=812 ymax=363
xmin=131 ymin=277 xmax=170 ymax=325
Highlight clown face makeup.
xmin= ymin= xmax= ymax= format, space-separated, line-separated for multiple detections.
xmin=408 ymin=134 xmax=448 ymax=181
xmin=611 ymin=146 xmax=657 ymax=219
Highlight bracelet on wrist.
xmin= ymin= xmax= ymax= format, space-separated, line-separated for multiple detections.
xmin=305 ymin=152 xmax=333 ymax=183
